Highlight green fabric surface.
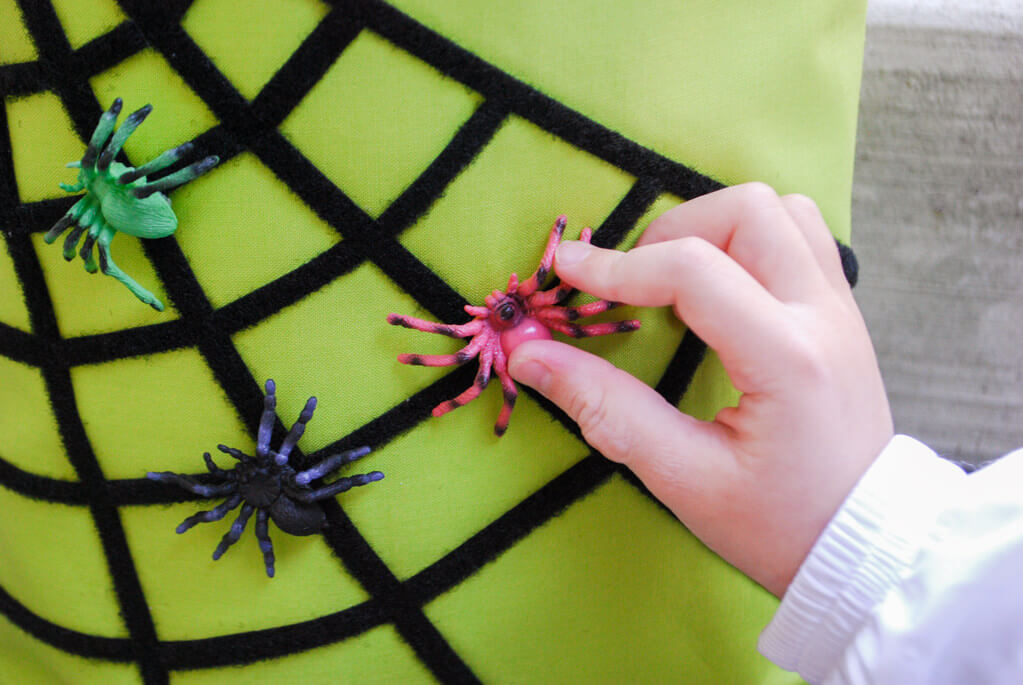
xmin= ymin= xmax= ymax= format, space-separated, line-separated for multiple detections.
xmin=0 ymin=0 xmax=866 ymax=682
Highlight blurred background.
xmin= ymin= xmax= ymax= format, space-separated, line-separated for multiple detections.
xmin=854 ymin=0 xmax=1023 ymax=465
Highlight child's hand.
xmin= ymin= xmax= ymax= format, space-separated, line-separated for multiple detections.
xmin=507 ymin=183 xmax=894 ymax=597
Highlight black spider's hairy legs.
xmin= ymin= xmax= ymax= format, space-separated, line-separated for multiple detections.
xmin=294 ymin=446 xmax=372 ymax=486
xmin=255 ymin=510 xmax=276 ymax=577
xmin=214 ymin=504 xmax=256 ymax=560
xmin=146 ymin=471 xmax=235 ymax=498
xmin=292 ymin=472 xmax=385 ymax=503
xmin=176 ymin=494 xmax=243 ymax=534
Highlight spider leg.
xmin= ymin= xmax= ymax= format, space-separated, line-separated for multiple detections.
xmin=116 ymin=142 xmax=193 ymax=185
xmin=212 ymin=503 xmax=255 ymax=561
xmin=146 ymin=471 xmax=237 ymax=498
xmin=97 ymin=104 xmax=152 ymax=171
xmin=516 ymin=215 xmax=567 ymax=297
xmin=491 ymin=343 xmax=518 ymax=436
xmin=218 ymin=444 xmax=252 ymax=462
xmin=132 ymin=156 xmax=219 ymax=199
xmin=255 ymin=510 xmax=276 ymax=577
xmin=203 ymin=452 xmax=229 ymax=476
xmin=387 ymin=313 xmax=484 ymax=339
xmin=536 ymin=299 xmax=621 ymax=322
xmin=256 ymin=379 xmax=277 ymax=459
xmin=275 ymin=396 xmax=317 ymax=466
xmin=397 ymin=333 xmax=486 ymax=367
xmin=59 ymin=178 xmax=85 ymax=193
xmin=525 ymin=280 xmax=574 ymax=308
xmin=175 ymin=493 xmax=242 ymax=533
xmin=292 ymin=471 xmax=384 ymax=503
xmin=81 ymin=98 xmax=122 ymax=169
xmin=542 ymin=319 xmax=640 ymax=338
xmin=522 ymin=225 xmax=593 ymax=304
xmin=96 ymin=223 xmax=165 ymax=310
xmin=78 ymin=217 xmax=102 ymax=273
xmin=44 ymin=195 xmax=90 ymax=245
xmin=432 ymin=339 xmax=495 ymax=417
xmin=62 ymin=224 xmax=90 ymax=260
xmin=294 ymin=445 xmax=372 ymax=486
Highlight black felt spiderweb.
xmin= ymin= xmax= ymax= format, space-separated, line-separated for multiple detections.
xmin=0 ymin=1 xmax=859 ymax=683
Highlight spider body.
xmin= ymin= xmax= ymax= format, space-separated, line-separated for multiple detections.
xmin=147 ymin=379 xmax=382 ymax=577
xmin=388 ymin=215 xmax=640 ymax=435
xmin=44 ymin=98 xmax=219 ymax=311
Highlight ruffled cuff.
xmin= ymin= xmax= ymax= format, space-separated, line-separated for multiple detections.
xmin=757 ymin=435 xmax=965 ymax=684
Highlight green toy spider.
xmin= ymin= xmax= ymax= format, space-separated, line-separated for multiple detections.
xmin=44 ymin=98 xmax=218 ymax=311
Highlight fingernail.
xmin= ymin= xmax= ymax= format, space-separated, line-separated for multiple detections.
xmin=509 ymin=359 xmax=552 ymax=394
xmin=556 ymin=241 xmax=590 ymax=267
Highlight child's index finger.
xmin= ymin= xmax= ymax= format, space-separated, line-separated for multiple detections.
xmin=636 ymin=183 xmax=831 ymax=304
xmin=554 ymin=237 xmax=793 ymax=393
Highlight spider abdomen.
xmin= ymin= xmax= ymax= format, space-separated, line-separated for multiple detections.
xmin=101 ymin=188 xmax=177 ymax=238
xmin=270 ymin=496 xmax=326 ymax=536
xmin=499 ymin=315 xmax=552 ymax=355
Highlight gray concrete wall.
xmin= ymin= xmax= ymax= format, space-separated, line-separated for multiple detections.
xmin=852 ymin=1 xmax=1023 ymax=464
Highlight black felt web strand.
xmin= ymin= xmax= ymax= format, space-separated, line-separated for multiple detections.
xmin=0 ymin=1 xmax=861 ymax=683
xmin=148 ymin=380 xmax=382 ymax=577
xmin=2 ymin=2 xmax=170 ymax=682
xmin=111 ymin=4 xmax=483 ymax=680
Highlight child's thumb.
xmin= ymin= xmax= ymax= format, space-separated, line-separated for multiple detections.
xmin=508 ymin=340 xmax=724 ymax=472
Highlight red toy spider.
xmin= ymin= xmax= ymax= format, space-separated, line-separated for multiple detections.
xmin=388 ymin=215 xmax=640 ymax=435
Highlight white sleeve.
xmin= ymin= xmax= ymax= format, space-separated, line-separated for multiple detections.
xmin=758 ymin=435 xmax=1023 ymax=685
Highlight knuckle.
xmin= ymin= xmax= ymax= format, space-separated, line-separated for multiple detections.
xmin=667 ymin=236 xmax=720 ymax=279
xmin=567 ymin=385 xmax=610 ymax=439
xmin=735 ymin=182 xmax=786 ymax=226
xmin=778 ymin=330 xmax=832 ymax=383
xmin=605 ymin=250 xmax=635 ymax=295
xmin=565 ymin=385 xmax=631 ymax=458
xmin=735 ymin=182 xmax=781 ymax=210
xmin=781 ymin=193 xmax=820 ymax=216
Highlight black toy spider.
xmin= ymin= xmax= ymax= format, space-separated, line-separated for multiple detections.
xmin=147 ymin=380 xmax=383 ymax=577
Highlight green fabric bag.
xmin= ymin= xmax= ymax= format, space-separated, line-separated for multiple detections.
xmin=0 ymin=0 xmax=866 ymax=682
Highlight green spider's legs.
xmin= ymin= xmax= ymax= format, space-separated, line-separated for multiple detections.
xmin=117 ymin=141 xmax=195 ymax=186
xmin=44 ymin=195 xmax=91 ymax=244
xmin=96 ymin=223 xmax=165 ymax=311
xmin=131 ymin=154 xmax=219 ymax=199
xmin=77 ymin=204 xmax=102 ymax=273
xmin=60 ymin=162 xmax=85 ymax=193
xmin=78 ymin=226 xmax=101 ymax=273
xmin=96 ymin=104 xmax=152 ymax=171
xmin=82 ymin=98 xmax=122 ymax=169
xmin=62 ymin=225 xmax=89 ymax=260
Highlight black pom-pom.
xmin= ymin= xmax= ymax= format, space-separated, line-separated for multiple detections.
xmin=836 ymin=240 xmax=859 ymax=288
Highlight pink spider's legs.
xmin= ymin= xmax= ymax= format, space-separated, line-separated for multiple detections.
xmin=389 ymin=313 xmax=487 ymax=367
xmin=398 ymin=333 xmax=487 ymax=367
xmin=542 ymin=318 xmax=641 ymax=338
xmin=535 ymin=299 xmax=621 ymax=322
xmin=491 ymin=343 xmax=518 ymax=436
xmin=387 ymin=313 xmax=485 ymax=339
xmin=432 ymin=336 xmax=497 ymax=417
xmin=522 ymin=224 xmax=593 ymax=306
xmin=389 ymin=310 xmax=506 ymax=421
xmin=516 ymin=215 xmax=567 ymax=297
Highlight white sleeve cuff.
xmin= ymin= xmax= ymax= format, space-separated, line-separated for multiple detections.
xmin=757 ymin=435 xmax=966 ymax=684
